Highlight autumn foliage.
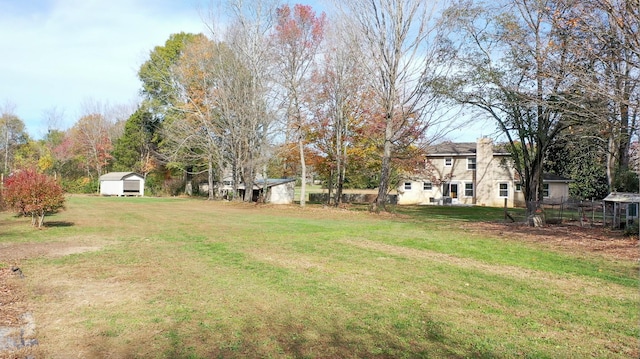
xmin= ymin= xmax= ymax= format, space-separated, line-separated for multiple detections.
xmin=2 ymin=168 xmax=65 ymax=228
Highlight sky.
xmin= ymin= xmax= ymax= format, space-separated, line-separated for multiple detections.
xmin=0 ymin=0 xmax=208 ymax=138
xmin=0 ymin=0 xmax=487 ymax=142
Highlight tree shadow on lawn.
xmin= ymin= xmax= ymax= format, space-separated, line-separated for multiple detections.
xmin=396 ymin=205 xmax=523 ymax=222
xmin=43 ymin=221 xmax=74 ymax=228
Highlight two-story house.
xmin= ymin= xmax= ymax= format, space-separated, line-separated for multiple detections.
xmin=397 ymin=138 xmax=571 ymax=207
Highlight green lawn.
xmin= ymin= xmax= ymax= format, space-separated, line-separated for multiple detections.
xmin=1 ymin=196 xmax=638 ymax=358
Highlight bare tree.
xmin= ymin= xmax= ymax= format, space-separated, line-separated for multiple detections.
xmin=69 ymin=113 xmax=113 ymax=179
xmin=41 ymin=106 xmax=66 ymax=133
xmin=207 ymin=0 xmax=280 ymax=202
xmin=335 ymin=0 xmax=447 ymax=211
xmin=571 ymin=0 xmax=639 ymax=191
xmin=225 ymin=0 xmax=277 ymax=201
xmin=439 ymin=0 xmax=591 ymax=222
xmin=272 ymin=4 xmax=326 ymax=207
xmin=307 ymin=18 xmax=369 ymax=206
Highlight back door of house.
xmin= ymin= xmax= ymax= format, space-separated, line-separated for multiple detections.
xmin=450 ymin=184 xmax=458 ymax=199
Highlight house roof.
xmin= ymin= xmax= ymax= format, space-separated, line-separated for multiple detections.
xmin=99 ymin=172 xmax=142 ymax=181
xmin=427 ymin=142 xmax=476 ymax=156
xmin=603 ymin=192 xmax=640 ymax=203
xmin=426 ymin=141 xmax=510 ymax=157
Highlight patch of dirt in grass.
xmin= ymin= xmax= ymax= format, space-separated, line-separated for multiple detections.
xmin=469 ymin=222 xmax=639 ymax=261
xmin=0 ymin=242 xmax=103 ymax=263
xmin=0 ymin=242 xmax=107 ymax=358
xmin=0 ymin=267 xmax=37 ymax=359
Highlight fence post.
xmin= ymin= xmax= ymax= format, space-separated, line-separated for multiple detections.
xmin=504 ymin=198 xmax=507 ymax=221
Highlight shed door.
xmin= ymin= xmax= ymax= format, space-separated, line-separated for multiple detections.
xmin=123 ymin=180 xmax=140 ymax=192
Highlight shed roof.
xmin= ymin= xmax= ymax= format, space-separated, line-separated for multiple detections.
xmin=603 ymin=192 xmax=640 ymax=203
xmin=99 ymin=172 xmax=142 ymax=181
xmin=255 ymin=178 xmax=296 ymax=188
xmin=543 ymin=173 xmax=573 ymax=182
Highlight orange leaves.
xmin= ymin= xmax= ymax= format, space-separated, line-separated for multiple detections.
xmin=275 ymin=4 xmax=326 ymax=50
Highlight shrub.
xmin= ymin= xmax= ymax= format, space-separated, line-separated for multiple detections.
xmin=62 ymin=177 xmax=97 ymax=194
xmin=3 ymin=168 xmax=66 ymax=228
xmin=624 ymin=221 xmax=639 ymax=237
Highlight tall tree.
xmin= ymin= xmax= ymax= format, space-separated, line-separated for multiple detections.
xmin=440 ymin=0 xmax=583 ymax=221
xmin=137 ymin=32 xmax=205 ymax=194
xmin=272 ymin=4 xmax=326 ymax=207
xmin=571 ymin=0 xmax=639 ymax=191
xmin=69 ymin=113 xmax=114 ymax=180
xmin=211 ymin=0 xmax=280 ymax=202
xmin=336 ymin=0 xmax=448 ymax=211
xmin=0 ymin=102 xmax=28 ymax=176
xmin=111 ymin=107 xmax=157 ymax=177
xmin=161 ymin=35 xmax=226 ymax=200
xmin=139 ymin=32 xmax=202 ymax=124
xmin=307 ymin=20 xmax=371 ymax=205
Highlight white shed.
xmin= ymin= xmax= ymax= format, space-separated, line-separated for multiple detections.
xmin=603 ymin=192 xmax=640 ymax=229
xmin=99 ymin=172 xmax=145 ymax=197
xmin=259 ymin=178 xmax=296 ymax=204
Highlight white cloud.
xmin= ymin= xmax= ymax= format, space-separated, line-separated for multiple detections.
xmin=0 ymin=0 xmax=206 ymax=137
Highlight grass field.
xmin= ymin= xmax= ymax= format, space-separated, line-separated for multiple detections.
xmin=1 ymin=196 xmax=638 ymax=358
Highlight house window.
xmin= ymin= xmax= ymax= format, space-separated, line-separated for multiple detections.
xmin=423 ymin=182 xmax=432 ymax=191
xmin=464 ymin=183 xmax=474 ymax=197
xmin=444 ymin=157 xmax=452 ymax=166
xmin=515 ymin=182 xmax=522 ymax=192
xmin=542 ymin=183 xmax=549 ymax=198
xmin=499 ymin=183 xmax=509 ymax=197
xmin=467 ymin=157 xmax=476 ymax=170
xmin=404 ymin=182 xmax=412 ymax=190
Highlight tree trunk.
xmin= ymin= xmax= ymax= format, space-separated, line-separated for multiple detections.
xmin=207 ymin=159 xmax=215 ymax=200
xmin=375 ymin=115 xmax=394 ymax=211
xmin=243 ymin=164 xmax=255 ymax=203
xmin=327 ymin=167 xmax=333 ymax=206
xmin=335 ymin=109 xmax=346 ymax=207
xmin=231 ymin=160 xmax=239 ymax=201
xmin=298 ymin=135 xmax=306 ymax=207
xmin=606 ymin=128 xmax=618 ymax=191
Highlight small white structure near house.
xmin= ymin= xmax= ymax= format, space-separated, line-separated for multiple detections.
xmin=216 ymin=177 xmax=296 ymax=204
xmin=258 ymin=178 xmax=296 ymax=204
xmin=603 ymin=192 xmax=640 ymax=229
xmin=99 ymin=172 xmax=145 ymax=197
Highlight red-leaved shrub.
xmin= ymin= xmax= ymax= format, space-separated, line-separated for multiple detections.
xmin=3 ymin=168 xmax=65 ymax=228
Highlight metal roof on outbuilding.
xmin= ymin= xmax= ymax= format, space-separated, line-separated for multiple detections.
xmin=543 ymin=173 xmax=573 ymax=183
xmin=603 ymin=192 xmax=640 ymax=203
xmin=99 ymin=172 xmax=142 ymax=181
xmin=255 ymin=178 xmax=296 ymax=188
